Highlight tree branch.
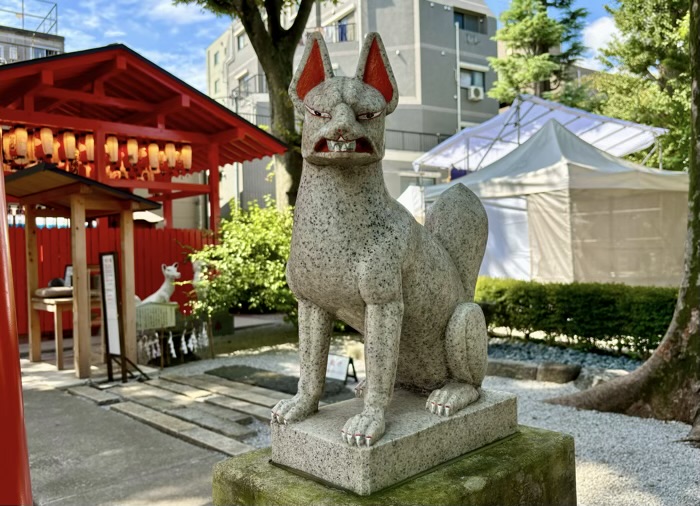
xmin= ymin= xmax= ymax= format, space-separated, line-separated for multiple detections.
xmin=265 ymin=0 xmax=283 ymax=39
xmin=285 ymin=0 xmax=316 ymax=46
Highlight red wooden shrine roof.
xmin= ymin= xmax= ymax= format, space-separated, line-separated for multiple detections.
xmin=0 ymin=44 xmax=287 ymax=173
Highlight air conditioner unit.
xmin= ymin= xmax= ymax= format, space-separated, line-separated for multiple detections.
xmin=467 ymin=86 xmax=484 ymax=101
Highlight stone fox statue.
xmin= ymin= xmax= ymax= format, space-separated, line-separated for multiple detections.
xmin=271 ymin=32 xmax=489 ymax=447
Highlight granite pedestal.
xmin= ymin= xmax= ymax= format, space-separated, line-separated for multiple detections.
xmin=212 ymin=425 xmax=577 ymax=506
xmin=271 ymin=389 xmax=517 ymax=495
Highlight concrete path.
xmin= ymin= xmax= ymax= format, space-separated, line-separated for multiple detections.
xmin=24 ymin=388 xmax=222 ymax=506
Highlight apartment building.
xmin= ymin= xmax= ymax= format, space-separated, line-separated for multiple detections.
xmin=0 ymin=2 xmax=63 ymax=65
xmin=206 ymin=0 xmax=499 ymax=208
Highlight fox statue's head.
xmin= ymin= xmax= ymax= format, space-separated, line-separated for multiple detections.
xmin=289 ymin=32 xmax=399 ymax=167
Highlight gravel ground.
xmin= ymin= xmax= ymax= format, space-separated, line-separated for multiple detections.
xmin=488 ymin=337 xmax=644 ymax=371
xmin=168 ymin=344 xmax=698 ymax=505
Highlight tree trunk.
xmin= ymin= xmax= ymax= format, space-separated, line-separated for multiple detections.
xmin=547 ymin=0 xmax=700 ymax=441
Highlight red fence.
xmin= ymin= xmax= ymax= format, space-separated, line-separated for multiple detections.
xmin=8 ymin=225 xmax=213 ymax=337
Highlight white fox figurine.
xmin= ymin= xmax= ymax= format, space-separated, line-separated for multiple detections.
xmin=271 ymin=33 xmax=489 ymax=447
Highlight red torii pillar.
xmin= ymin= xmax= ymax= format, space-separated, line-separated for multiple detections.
xmin=0 ymin=142 xmax=33 ymax=505
xmin=208 ymin=143 xmax=220 ymax=235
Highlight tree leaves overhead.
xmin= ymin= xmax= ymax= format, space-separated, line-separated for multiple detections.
xmin=488 ymin=0 xmax=588 ymax=104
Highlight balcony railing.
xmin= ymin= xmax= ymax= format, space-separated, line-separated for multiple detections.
xmin=235 ymin=113 xmax=449 ymax=152
xmin=230 ymin=74 xmax=268 ymax=100
xmin=0 ymin=42 xmax=62 ymax=65
xmin=304 ymin=23 xmax=357 ymax=44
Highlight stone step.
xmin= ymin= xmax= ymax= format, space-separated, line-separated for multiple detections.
xmin=111 ymin=402 xmax=253 ymax=456
xmin=146 ymin=378 xmax=213 ymax=399
xmin=164 ymin=406 xmax=255 ymax=439
xmin=67 ymin=385 xmax=121 ymax=406
xmin=165 ymin=374 xmax=286 ymax=408
xmin=195 ymin=402 xmax=254 ymax=426
xmin=205 ymin=394 xmax=272 ymax=421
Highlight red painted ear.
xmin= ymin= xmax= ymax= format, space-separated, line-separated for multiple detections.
xmin=296 ymin=40 xmax=327 ymax=101
xmin=362 ymin=38 xmax=394 ymax=104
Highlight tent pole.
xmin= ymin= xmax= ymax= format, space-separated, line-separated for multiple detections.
xmin=475 ymin=97 xmax=520 ymax=171
xmin=455 ymin=22 xmax=461 ymax=134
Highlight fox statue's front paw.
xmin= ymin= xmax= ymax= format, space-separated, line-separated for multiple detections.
xmin=271 ymin=394 xmax=318 ymax=425
xmin=426 ymin=382 xmax=480 ymax=416
xmin=341 ymin=407 xmax=385 ymax=447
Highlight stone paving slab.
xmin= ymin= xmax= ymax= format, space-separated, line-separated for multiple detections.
xmin=111 ymin=402 xmax=254 ymax=456
xmin=147 ymin=378 xmax=213 ymax=399
xmin=205 ymin=394 xmax=273 ymax=421
xmin=196 ymin=401 xmax=255 ymax=425
xmin=114 ymin=382 xmax=193 ymax=404
xmin=67 ymin=385 xmax=121 ymax=406
xmin=165 ymin=406 xmax=256 ymax=439
xmin=179 ymin=426 xmax=254 ymax=457
xmin=166 ymin=374 xmax=285 ymax=407
xmin=192 ymin=374 xmax=290 ymax=400
xmin=111 ymin=402 xmax=197 ymax=436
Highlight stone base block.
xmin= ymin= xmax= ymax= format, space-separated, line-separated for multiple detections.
xmin=213 ymin=425 xmax=577 ymax=506
xmin=271 ymin=389 xmax=517 ymax=495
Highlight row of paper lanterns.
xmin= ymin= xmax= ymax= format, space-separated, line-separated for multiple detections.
xmin=2 ymin=126 xmax=193 ymax=179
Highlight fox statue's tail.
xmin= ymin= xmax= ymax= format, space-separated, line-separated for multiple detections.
xmin=425 ymin=185 xmax=488 ymax=300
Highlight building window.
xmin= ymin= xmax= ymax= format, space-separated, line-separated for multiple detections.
xmin=460 ymin=69 xmax=485 ymax=90
xmin=214 ymin=79 xmax=220 ymax=94
xmin=454 ymin=11 xmax=484 ymax=34
xmin=237 ymin=34 xmax=248 ymax=50
xmin=0 ymin=46 xmax=4 ymax=61
xmin=33 ymin=47 xmax=47 ymax=59
xmin=8 ymin=46 xmax=18 ymax=61
xmin=214 ymin=51 xmax=219 ymax=65
xmin=46 ymin=49 xmax=59 ymax=56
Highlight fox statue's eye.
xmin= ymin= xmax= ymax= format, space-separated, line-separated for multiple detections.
xmin=305 ymin=105 xmax=331 ymax=119
xmin=357 ymin=111 xmax=382 ymax=120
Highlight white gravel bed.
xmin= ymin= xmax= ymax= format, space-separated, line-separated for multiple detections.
xmin=168 ymin=347 xmax=698 ymax=505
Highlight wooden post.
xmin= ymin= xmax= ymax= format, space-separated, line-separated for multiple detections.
xmin=119 ymin=209 xmax=137 ymax=363
xmin=24 ymin=205 xmax=41 ymax=362
xmin=208 ymin=144 xmax=220 ymax=234
xmin=94 ymin=130 xmax=106 ymax=184
xmin=163 ymin=197 xmax=173 ymax=228
xmin=70 ymin=194 xmax=90 ymax=378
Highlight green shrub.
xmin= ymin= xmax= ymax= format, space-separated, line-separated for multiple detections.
xmin=189 ymin=197 xmax=297 ymax=321
xmin=475 ymin=277 xmax=677 ymax=358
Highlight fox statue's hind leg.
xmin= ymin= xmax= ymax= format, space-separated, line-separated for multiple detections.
xmin=426 ymin=302 xmax=488 ymax=416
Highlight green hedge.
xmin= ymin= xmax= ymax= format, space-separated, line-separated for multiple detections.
xmin=475 ymin=277 xmax=677 ymax=358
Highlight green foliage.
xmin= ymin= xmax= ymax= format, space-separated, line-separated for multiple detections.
xmin=475 ymin=277 xmax=677 ymax=357
xmin=488 ymin=0 xmax=588 ymax=103
xmin=561 ymin=0 xmax=690 ymax=172
xmin=188 ymin=197 xmax=297 ymax=321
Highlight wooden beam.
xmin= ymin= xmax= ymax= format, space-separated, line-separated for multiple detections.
xmin=94 ymin=130 xmax=106 ymax=184
xmin=120 ymin=94 xmax=191 ymax=126
xmin=81 ymin=197 xmax=129 ymax=212
xmin=212 ymin=128 xmax=242 ymax=144
xmin=109 ymin=179 xmax=210 ymax=193
xmin=119 ymin=210 xmax=137 ymax=364
xmin=19 ymin=183 xmax=89 ymax=206
xmin=37 ymin=87 xmax=156 ymax=112
xmin=162 ymin=199 xmax=173 ymax=228
xmin=24 ymin=206 xmax=41 ymax=363
xmin=0 ymin=107 xmax=209 ymax=144
xmin=2 ymin=70 xmax=53 ymax=108
xmin=70 ymin=195 xmax=91 ymax=378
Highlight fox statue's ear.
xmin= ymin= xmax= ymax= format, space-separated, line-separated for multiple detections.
xmin=289 ymin=32 xmax=334 ymax=114
xmin=355 ymin=33 xmax=399 ymax=115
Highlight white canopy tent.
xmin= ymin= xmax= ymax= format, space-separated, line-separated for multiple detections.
xmin=400 ymin=120 xmax=689 ymax=286
xmin=413 ymin=95 xmax=668 ymax=173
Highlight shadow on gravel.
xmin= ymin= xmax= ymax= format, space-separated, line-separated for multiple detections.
xmin=206 ymin=365 xmax=355 ymax=404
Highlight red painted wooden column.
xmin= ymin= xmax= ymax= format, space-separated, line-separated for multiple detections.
xmin=208 ymin=144 xmax=220 ymax=235
xmin=0 ymin=137 xmax=33 ymax=505
xmin=163 ymin=197 xmax=173 ymax=228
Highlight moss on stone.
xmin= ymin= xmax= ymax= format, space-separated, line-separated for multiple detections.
xmin=212 ymin=425 xmax=576 ymax=506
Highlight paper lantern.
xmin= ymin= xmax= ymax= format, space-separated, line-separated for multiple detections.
xmin=2 ymin=133 xmax=11 ymax=163
xmin=165 ymin=143 xmax=176 ymax=168
xmin=26 ymin=130 xmax=36 ymax=162
xmin=85 ymin=134 xmax=95 ymax=162
xmin=14 ymin=126 xmax=27 ymax=157
xmin=63 ymin=131 xmax=76 ymax=160
xmin=40 ymin=128 xmax=53 ymax=157
xmin=127 ymin=139 xmax=139 ymax=164
xmin=148 ymin=143 xmax=159 ymax=170
xmin=181 ymin=144 xmax=192 ymax=171
xmin=106 ymin=136 xmax=119 ymax=163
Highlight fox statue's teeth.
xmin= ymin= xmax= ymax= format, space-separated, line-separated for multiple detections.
xmin=327 ymin=140 xmax=356 ymax=152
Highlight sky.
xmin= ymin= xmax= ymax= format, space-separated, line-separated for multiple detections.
xmin=1 ymin=0 xmax=619 ymax=92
